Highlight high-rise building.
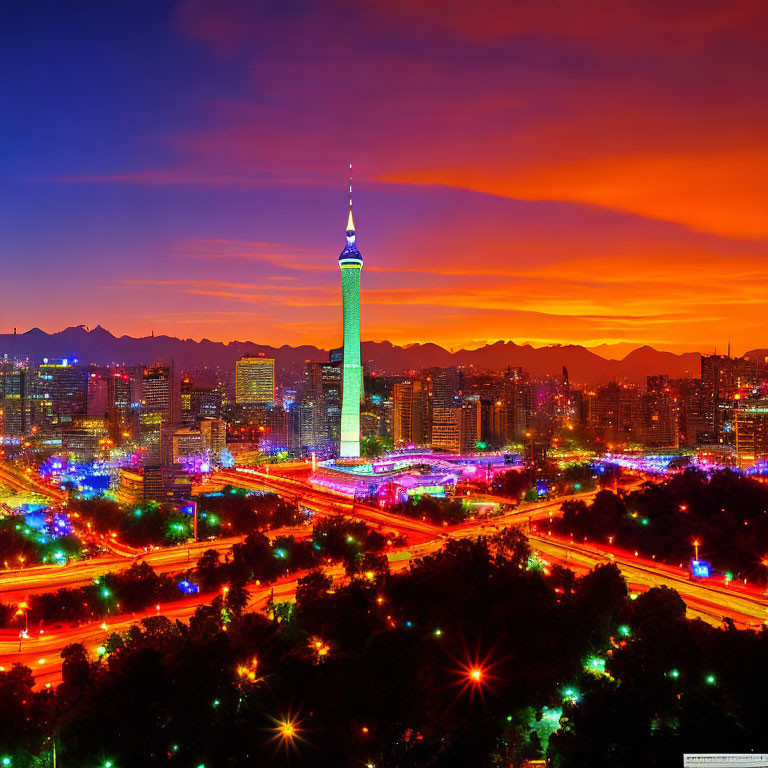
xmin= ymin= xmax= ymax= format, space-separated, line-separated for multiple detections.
xmin=86 ymin=370 xmax=109 ymax=417
xmin=430 ymin=368 xmax=461 ymax=409
xmin=589 ymin=382 xmax=641 ymax=443
xmin=171 ymin=426 xmax=204 ymax=463
xmin=180 ymin=376 xmax=194 ymax=422
xmin=235 ymin=356 xmax=275 ymax=405
xmin=460 ymin=396 xmax=482 ymax=453
xmin=200 ymin=417 xmax=227 ymax=455
xmin=181 ymin=375 xmax=222 ymax=422
xmin=338 ymin=183 xmax=363 ymax=458
xmin=428 ymin=367 xmax=462 ymax=450
xmin=301 ymin=358 xmax=341 ymax=452
xmin=107 ymin=369 xmax=135 ymax=441
xmin=62 ymin=415 xmax=109 ymax=459
xmin=30 ymin=358 xmax=88 ymax=441
xmin=701 ymin=354 xmax=736 ymax=445
xmin=735 ymin=398 xmax=768 ymax=467
xmin=393 ymin=379 xmax=427 ymax=446
xmin=641 ymin=375 xmax=678 ymax=448
xmin=431 ymin=406 xmax=462 ymax=453
xmin=0 ymin=361 xmax=31 ymax=436
xmin=502 ymin=367 xmax=528 ymax=443
xmin=141 ymin=363 xmax=173 ymax=464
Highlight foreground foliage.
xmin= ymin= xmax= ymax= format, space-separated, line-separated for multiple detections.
xmin=1 ymin=528 xmax=766 ymax=766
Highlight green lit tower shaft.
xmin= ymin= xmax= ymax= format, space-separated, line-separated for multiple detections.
xmin=338 ymin=193 xmax=363 ymax=458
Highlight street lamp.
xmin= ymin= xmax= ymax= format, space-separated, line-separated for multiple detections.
xmin=15 ymin=601 xmax=29 ymax=649
xmin=692 ymin=539 xmax=701 ymax=561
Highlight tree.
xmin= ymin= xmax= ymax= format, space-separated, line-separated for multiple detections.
xmin=295 ymin=572 xmax=333 ymax=607
xmin=224 ymin=582 xmax=249 ymax=618
xmin=493 ymin=526 xmax=530 ymax=569
xmin=195 ymin=548 xmax=222 ymax=590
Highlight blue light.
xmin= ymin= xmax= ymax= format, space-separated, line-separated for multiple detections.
xmin=690 ymin=559 xmax=711 ymax=578
xmin=178 ymin=580 xmax=200 ymax=594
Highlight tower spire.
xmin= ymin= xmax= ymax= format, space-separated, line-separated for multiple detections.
xmin=346 ymin=162 xmax=355 ymax=233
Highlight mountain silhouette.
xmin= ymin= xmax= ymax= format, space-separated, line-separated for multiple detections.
xmin=0 ymin=327 xmax=701 ymax=385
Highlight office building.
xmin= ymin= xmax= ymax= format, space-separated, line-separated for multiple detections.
xmin=235 ymin=356 xmax=275 ymax=405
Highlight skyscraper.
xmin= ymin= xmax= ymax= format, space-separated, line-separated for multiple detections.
xmin=141 ymin=363 xmax=172 ymax=464
xmin=235 ymin=356 xmax=275 ymax=405
xmin=338 ymin=175 xmax=363 ymax=458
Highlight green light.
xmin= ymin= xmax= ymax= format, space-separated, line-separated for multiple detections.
xmin=339 ymin=251 xmax=362 ymax=458
xmin=585 ymin=656 xmax=606 ymax=674
xmin=669 ymin=669 xmax=680 ymax=678
xmin=213 ymin=699 xmax=220 ymax=707
xmin=101 ymin=588 xmax=111 ymax=598
xmin=104 ymin=762 xmax=113 ymax=768
xmin=274 ymin=548 xmax=287 ymax=559
xmin=641 ymin=518 xmax=649 ymax=526
xmin=506 ymin=715 xmax=512 ymax=722
xmin=706 ymin=674 xmax=716 ymax=685
xmin=573 ymin=483 xmax=581 ymax=490
xmin=434 ymin=628 xmax=442 ymax=636
xmin=562 ymin=687 xmax=580 ymax=703
xmin=346 ymin=535 xmax=354 ymax=543
xmin=618 ymin=624 xmax=631 ymax=637
xmin=134 ymin=509 xmax=142 ymax=517
xmin=2 ymin=757 xmax=11 ymax=766
xmin=96 ymin=645 xmax=106 ymax=656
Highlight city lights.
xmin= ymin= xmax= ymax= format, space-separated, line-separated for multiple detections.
xmin=0 ymin=7 xmax=766 ymax=761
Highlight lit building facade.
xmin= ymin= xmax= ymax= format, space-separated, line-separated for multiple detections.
xmin=140 ymin=363 xmax=172 ymax=464
xmin=734 ymin=398 xmax=768 ymax=467
xmin=393 ymin=379 xmax=427 ymax=446
xmin=235 ymin=356 xmax=275 ymax=405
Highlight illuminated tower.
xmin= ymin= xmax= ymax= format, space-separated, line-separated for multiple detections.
xmin=338 ymin=167 xmax=363 ymax=458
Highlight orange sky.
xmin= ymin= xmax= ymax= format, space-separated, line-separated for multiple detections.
xmin=2 ymin=0 xmax=768 ymax=355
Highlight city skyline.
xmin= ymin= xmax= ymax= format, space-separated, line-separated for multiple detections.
xmin=3 ymin=4 xmax=768 ymax=766
xmin=3 ymin=1 xmax=768 ymax=354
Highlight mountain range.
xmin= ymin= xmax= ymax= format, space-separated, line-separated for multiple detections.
xmin=0 ymin=325 xmax=704 ymax=385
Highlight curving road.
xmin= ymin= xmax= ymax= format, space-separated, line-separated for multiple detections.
xmin=2 ymin=464 xmax=766 ymax=687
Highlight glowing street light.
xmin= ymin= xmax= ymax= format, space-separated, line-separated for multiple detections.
xmin=273 ymin=715 xmax=302 ymax=748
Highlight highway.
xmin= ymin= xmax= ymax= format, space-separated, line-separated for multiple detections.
xmin=1 ymin=462 xmax=766 ymax=688
xmin=0 ymin=525 xmax=313 ymax=604
xmin=0 ymin=462 xmax=68 ymax=504
xmin=0 ymin=548 xmax=423 ymax=688
xmin=526 ymin=533 xmax=768 ymax=629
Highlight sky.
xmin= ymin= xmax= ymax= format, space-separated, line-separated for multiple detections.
xmin=1 ymin=0 xmax=767 ymax=356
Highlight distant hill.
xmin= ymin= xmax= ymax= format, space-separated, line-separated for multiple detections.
xmin=0 ymin=326 xmax=701 ymax=385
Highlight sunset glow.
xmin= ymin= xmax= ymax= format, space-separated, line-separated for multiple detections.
xmin=3 ymin=1 xmax=768 ymax=354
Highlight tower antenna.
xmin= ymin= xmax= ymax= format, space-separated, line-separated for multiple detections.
xmin=346 ymin=163 xmax=355 ymax=234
